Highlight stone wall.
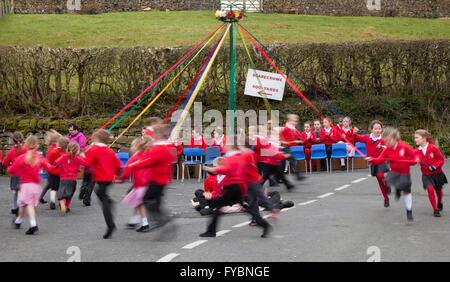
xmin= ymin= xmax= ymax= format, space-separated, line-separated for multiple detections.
xmin=13 ymin=0 xmax=220 ymax=14
xmin=264 ymin=0 xmax=449 ymax=18
xmin=12 ymin=0 xmax=449 ymax=17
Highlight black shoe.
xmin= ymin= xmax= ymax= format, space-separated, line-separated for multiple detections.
xmin=341 ymin=165 xmax=346 ymax=171
xmin=406 ymin=210 xmax=414 ymax=222
xmin=11 ymin=219 xmax=20 ymax=229
xmin=78 ymin=191 xmax=85 ymax=201
xmin=384 ymin=199 xmax=390 ymax=208
xmin=66 ymin=208 xmax=71 ymax=213
xmin=103 ymin=226 xmax=116 ymax=239
xmin=434 ymin=210 xmax=441 ymax=217
xmin=40 ymin=198 xmax=47 ymax=204
xmin=200 ymin=231 xmax=216 ymax=237
xmin=136 ymin=225 xmax=150 ymax=232
xmin=200 ymin=208 xmax=212 ymax=216
xmin=194 ymin=205 xmax=202 ymax=212
xmin=25 ymin=226 xmax=38 ymax=235
xmin=249 ymin=219 xmax=258 ymax=227
xmin=296 ymin=174 xmax=305 ymax=181
xmin=50 ymin=202 xmax=56 ymax=210
xmin=126 ymin=223 xmax=138 ymax=229
xmin=261 ymin=225 xmax=273 ymax=238
xmin=286 ymin=185 xmax=295 ymax=191
xmin=395 ymin=189 xmax=401 ymax=201
xmin=438 ymin=203 xmax=443 ymax=211
xmin=83 ymin=201 xmax=91 ymax=207
xmin=11 ymin=208 xmax=18 ymax=215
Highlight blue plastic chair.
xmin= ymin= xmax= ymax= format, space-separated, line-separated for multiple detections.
xmin=310 ymin=144 xmax=328 ymax=174
xmin=330 ymin=143 xmax=348 ymax=173
xmin=182 ymin=148 xmax=204 ymax=182
xmin=288 ymin=146 xmax=307 ymax=174
xmin=352 ymin=142 xmax=368 ymax=172
xmin=116 ymin=153 xmax=130 ymax=168
xmin=202 ymin=146 xmax=221 ymax=178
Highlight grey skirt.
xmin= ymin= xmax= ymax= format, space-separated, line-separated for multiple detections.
xmin=422 ymin=172 xmax=448 ymax=190
xmin=57 ymin=180 xmax=77 ymax=200
xmin=10 ymin=176 xmax=20 ymax=191
xmin=370 ymin=163 xmax=389 ymax=177
xmin=385 ymin=172 xmax=412 ymax=193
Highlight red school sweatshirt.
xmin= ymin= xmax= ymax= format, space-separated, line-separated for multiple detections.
xmin=371 ymin=140 xmax=417 ymax=175
xmin=416 ymin=143 xmax=445 ymax=175
xmin=120 ymin=151 xmax=151 ymax=188
xmin=7 ymin=152 xmax=52 ymax=184
xmin=53 ymin=153 xmax=88 ymax=181
xmin=84 ymin=143 xmax=122 ymax=182
xmin=2 ymin=145 xmax=27 ymax=176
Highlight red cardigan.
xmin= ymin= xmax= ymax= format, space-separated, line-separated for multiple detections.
xmin=319 ymin=127 xmax=338 ymax=145
xmin=300 ymin=131 xmax=316 ymax=148
xmin=372 ymin=141 xmax=417 ymax=175
xmin=354 ymin=134 xmax=385 ymax=161
xmin=242 ymin=149 xmax=263 ymax=184
xmin=84 ymin=144 xmax=122 ymax=182
xmin=188 ymin=137 xmax=208 ymax=152
xmin=210 ymin=135 xmax=227 ymax=155
xmin=120 ymin=152 xmax=151 ymax=188
xmin=280 ymin=125 xmax=301 ymax=148
xmin=53 ymin=153 xmax=88 ymax=181
xmin=132 ymin=142 xmax=176 ymax=186
xmin=46 ymin=144 xmax=64 ymax=175
xmin=416 ymin=143 xmax=445 ymax=175
xmin=7 ymin=152 xmax=52 ymax=184
xmin=2 ymin=145 xmax=27 ymax=176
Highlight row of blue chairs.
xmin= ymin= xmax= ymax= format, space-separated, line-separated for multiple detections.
xmin=115 ymin=142 xmax=368 ymax=181
xmin=289 ymin=143 xmax=367 ymax=173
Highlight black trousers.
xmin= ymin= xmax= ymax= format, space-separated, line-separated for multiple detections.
xmin=94 ymin=182 xmax=115 ymax=229
xmin=194 ymin=189 xmax=211 ymax=209
xmin=79 ymin=172 xmax=95 ymax=205
xmin=206 ymin=184 xmax=269 ymax=234
xmin=143 ymin=182 xmax=169 ymax=224
xmin=282 ymin=154 xmax=300 ymax=175
xmin=40 ymin=174 xmax=60 ymax=200
xmin=247 ymin=182 xmax=274 ymax=221
xmin=259 ymin=162 xmax=293 ymax=190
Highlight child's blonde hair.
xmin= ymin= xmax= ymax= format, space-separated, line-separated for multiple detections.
xmin=212 ymin=157 xmax=224 ymax=167
xmin=415 ymin=129 xmax=436 ymax=145
xmin=67 ymin=142 xmax=80 ymax=163
xmin=93 ymin=129 xmax=112 ymax=144
xmin=24 ymin=135 xmax=40 ymax=166
xmin=57 ymin=137 xmax=70 ymax=152
xmin=45 ymin=129 xmax=62 ymax=145
xmin=382 ymin=127 xmax=401 ymax=140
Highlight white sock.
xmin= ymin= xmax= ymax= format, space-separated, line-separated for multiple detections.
xmin=141 ymin=217 xmax=148 ymax=226
xmin=30 ymin=219 xmax=37 ymax=227
xmin=129 ymin=215 xmax=140 ymax=224
xmin=404 ymin=193 xmax=412 ymax=211
xmin=340 ymin=159 xmax=345 ymax=166
xmin=12 ymin=194 xmax=18 ymax=210
xmin=15 ymin=217 xmax=23 ymax=224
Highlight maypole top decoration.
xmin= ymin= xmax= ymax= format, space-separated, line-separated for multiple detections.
xmin=215 ymin=2 xmax=244 ymax=22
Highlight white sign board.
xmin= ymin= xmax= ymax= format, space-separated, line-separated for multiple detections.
xmin=244 ymin=69 xmax=286 ymax=101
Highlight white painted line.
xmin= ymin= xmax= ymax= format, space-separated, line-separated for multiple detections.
xmin=157 ymin=253 xmax=179 ymax=262
xmin=298 ymin=199 xmax=318 ymax=206
xmin=317 ymin=192 xmax=334 ymax=199
xmin=335 ymin=184 xmax=351 ymax=191
xmin=182 ymin=240 xmax=208 ymax=250
xmin=216 ymin=230 xmax=231 ymax=237
xmin=232 ymin=221 xmax=251 ymax=228
xmin=281 ymin=206 xmax=296 ymax=212
xmin=352 ymin=177 xmax=367 ymax=184
xmin=263 ymin=214 xmax=271 ymax=219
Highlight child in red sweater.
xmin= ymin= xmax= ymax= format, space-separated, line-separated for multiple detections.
xmin=415 ymin=129 xmax=447 ymax=217
xmin=119 ymin=136 xmax=152 ymax=232
xmin=368 ymin=127 xmax=419 ymax=221
xmin=320 ymin=117 xmax=338 ymax=170
xmin=280 ymin=114 xmax=304 ymax=180
xmin=84 ymin=129 xmax=122 ymax=239
xmin=300 ymin=121 xmax=317 ymax=171
xmin=354 ymin=120 xmax=391 ymax=207
xmin=201 ymin=136 xmax=271 ymax=238
xmin=188 ymin=128 xmax=208 ymax=152
xmin=2 ymin=132 xmax=26 ymax=216
xmin=53 ymin=142 xmax=88 ymax=215
xmin=128 ymin=124 xmax=177 ymax=232
xmin=210 ymin=127 xmax=227 ymax=155
xmin=8 ymin=136 xmax=52 ymax=235
xmin=336 ymin=116 xmax=356 ymax=170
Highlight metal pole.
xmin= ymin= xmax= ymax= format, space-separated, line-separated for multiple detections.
xmin=229 ymin=21 xmax=237 ymax=135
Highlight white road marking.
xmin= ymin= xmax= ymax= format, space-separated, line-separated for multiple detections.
xmin=352 ymin=177 xmax=367 ymax=183
xmin=335 ymin=184 xmax=351 ymax=191
xmin=157 ymin=253 xmax=179 ymax=262
xmin=298 ymin=199 xmax=318 ymax=206
xmin=232 ymin=221 xmax=251 ymax=228
xmin=282 ymin=206 xmax=296 ymax=212
xmin=182 ymin=240 xmax=208 ymax=250
xmin=317 ymin=192 xmax=334 ymax=199
xmin=216 ymin=230 xmax=231 ymax=237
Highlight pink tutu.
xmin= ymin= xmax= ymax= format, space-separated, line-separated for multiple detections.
xmin=122 ymin=186 xmax=147 ymax=208
xmin=19 ymin=183 xmax=42 ymax=207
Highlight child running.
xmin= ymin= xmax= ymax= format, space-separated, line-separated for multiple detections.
xmin=118 ymin=136 xmax=153 ymax=232
xmin=2 ymin=132 xmax=26 ymax=216
xmin=84 ymin=129 xmax=122 ymax=239
xmin=414 ymin=129 xmax=447 ymax=217
xmin=354 ymin=120 xmax=391 ymax=207
xmin=368 ymin=127 xmax=419 ymax=221
xmin=8 ymin=135 xmax=52 ymax=235
xmin=53 ymin=142 xmax=88 ymax=215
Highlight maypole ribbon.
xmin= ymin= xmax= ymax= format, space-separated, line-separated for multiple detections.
xmin=109 ymin=26 xmax=224 ymax=147
xmin=163 ymin=31 xmax=224 ymax=125
xmin=169 ymin=24 xmax=231 ymax=140
xmin=236 ymin=23 xmax=272 ymax=118
xmin=240 ymin=25 xmax=367 ymax=158
xmin=239 ymin=24 xmax=345 ymax=119
xmin=82 ymin=24 xmax=225 ymax=148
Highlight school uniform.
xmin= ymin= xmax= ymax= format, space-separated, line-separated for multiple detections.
xmin=42 ymin=144 xmax=64 ymax=200
xmin=143 ymin=126 xmax=155 ymax=138
xmin=7 ymin=152 xmax=52 ymax=207
xmin=78 ymin=144 xmax=96 ymax=206
xmin=320 ymin=127 xmax=338 ymax=168
xmin=187 ymin=137 xmax=208 ymax=152
xmin=132 ymin=141 xmax=177 ymax=227
xmin=336 ymin=127 xmax=356 ymax=157
xmin=53 ymin=153 xmax=87 ymax=204
xmin=193 ymin=175 xmax=216 ymax=211
xmin=121 ymin=152 xmax=151 ymax=208
xmin=84 ymin=143 xmax=122 ymax=230
xmin=259 ymin=142 xmax=294 ymax=190
xmin=300 ymin=131 xmax=316 ymax=170
xmin=2 ymin=145 xmax=27 ymax=191
xmin=372 ymin=141 xmax=417 ymax=193
xmin=203 ymin=151 xmax=270 ymax=236
xmin=210 ymin=135 xmax=227 ymax=155
xmin=280 ymin=124 xmax=302 ymax=177
xmin=417 ymin=143 xmax=447 ymax=190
